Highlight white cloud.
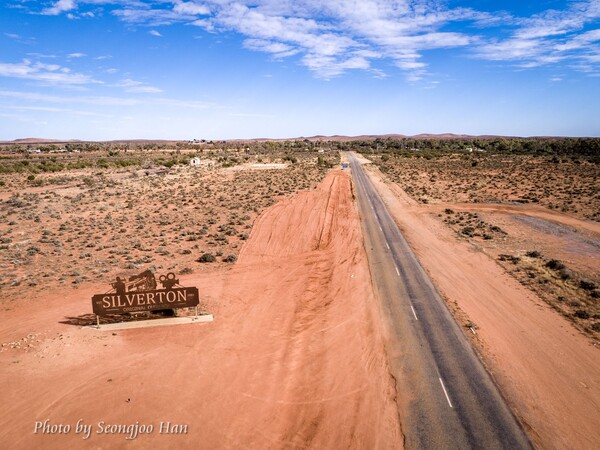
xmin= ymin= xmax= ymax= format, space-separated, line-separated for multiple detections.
xmin=474 ymin=1 xmax=600 ymax=70
xmin=29 ymin=1 xmax=600 ymax=79
xmin=191 ymin=19 xmax=214 ymax=31
xmin=243 ymin=39 xmax=300 ymax=58
xmin=42 ymin=0 xmax=77 ymax=16
xmin=113 ymin=78 xmax=163 ymax=93
xmin=0 ymin=59 xmax=98 ymax=85
xmin=189 ymin=1 xmax=475 ymax=79
xmin=67 ymin=52 xmax=87 ymax=58
xmin=149 ymin=30 xmax=163 ymax=37
xmin=173 ymin=1 xmax=210 ymax=16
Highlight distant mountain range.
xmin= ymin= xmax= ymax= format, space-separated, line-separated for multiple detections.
xmin=0 ymin=138 xmax=82 ymax=144
xmin=0 ymin=133 xmax=582 ymax=145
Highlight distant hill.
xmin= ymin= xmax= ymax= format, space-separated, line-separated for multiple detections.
xmin=0 ymin=138 xmax=82 ymax=145
xmin=1 ymin=133 xmax=587 ymax=145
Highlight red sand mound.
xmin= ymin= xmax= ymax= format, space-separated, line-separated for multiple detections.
xmin=0 ymin=171 xmax=401 ymax=449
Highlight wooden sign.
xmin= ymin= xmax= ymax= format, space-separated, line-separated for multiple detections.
xmin=92 ymin=271 xmax=199 ymax=316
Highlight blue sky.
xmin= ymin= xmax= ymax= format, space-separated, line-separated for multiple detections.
xmin=1 ymin=0 xmax=599 ymax=140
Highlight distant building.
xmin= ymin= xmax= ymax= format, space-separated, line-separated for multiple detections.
xmin=190 ymin=157 xmax=201 ymax=167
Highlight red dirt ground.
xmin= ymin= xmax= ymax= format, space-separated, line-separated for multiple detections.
xmin=0 ymin=171 xmax=402 ymax=449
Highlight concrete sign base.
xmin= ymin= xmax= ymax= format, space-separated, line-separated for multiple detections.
xmin=86 ymin=314 xmax=214 ymax=331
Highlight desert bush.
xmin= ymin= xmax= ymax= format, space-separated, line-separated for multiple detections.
xmin=559 ymin=268 xmax=573 ymax=280
xmin=525 ymin=250 xmax=542 ymax=258
xmin=223 ymin=254 xmax=237 ymax=263
xmin=461 ymin=226 xmax=475 ymax=236
xmin=498 ymin=254 xmax=521 ymax=264
xmin=197 ymin=253 xmax=216 ymax=263
xmin=580 ymin=279 xmax=598 ymax=291
xmin=545 ymin=259 xmax=565 ymax=270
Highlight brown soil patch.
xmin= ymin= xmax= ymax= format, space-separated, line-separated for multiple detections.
xmin=376 ymin=154 xmax=599 ymax=221
xmin=0 ymin=171 xmax=401 ymax=448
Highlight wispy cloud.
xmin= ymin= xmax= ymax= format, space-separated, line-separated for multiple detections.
xmin=149 ymin=30 xmax=162 ymax=37
xmin=173 ymin=1 xmax=210 ymax=16
xmin=0 ymin=90 xmax=212 ymax=109
xmin=112 ymin=78 xmax=163 ymax=93
xmin=0 ymin=59 xmax=98 ymax=85
xmin=474 ymin=0 xmax=600 ymax=71
xmin=243 ymin=39 xmax=300 ymax=59
xmin=29 ymin=1 xmax=600 ymax=79
xmin=42 ymin=0 xmax=77 ymax=16
xmin=1 ymin=104 xmax=115 ymax=118
xmin=4 ymin=32 xmax=36 ymax=45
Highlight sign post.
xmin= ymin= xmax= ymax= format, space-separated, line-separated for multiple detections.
xmin=91 ymin=271 xmax=201 ymax=325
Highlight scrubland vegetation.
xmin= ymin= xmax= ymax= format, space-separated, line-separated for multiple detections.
xmin=372 ymin=150 xmax=598 ymax=221
xmin=0 ymin=145 xmax=338 ymax=301
xmin=362 ymin=137 xmax=599 ymax=340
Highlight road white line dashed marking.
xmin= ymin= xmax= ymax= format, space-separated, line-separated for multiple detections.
xmin=378 ymin=224 xmax=383 ymax=232
xmin=395 ymin=266 xmax=400 ymax=276
xmin=410 ymin=305 xmax=418 ymax=320
xmin=386 ymin=242 xmax=390 ymax=250
xmin=439 ymin=377 xmax=453 ymax=408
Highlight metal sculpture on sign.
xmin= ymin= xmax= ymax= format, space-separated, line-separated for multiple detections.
xmin=91 ymin=270 xmax=199 ymax=323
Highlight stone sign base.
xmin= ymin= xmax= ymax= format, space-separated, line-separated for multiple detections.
xmin=86 ymin=314 xmax=214 ymax=331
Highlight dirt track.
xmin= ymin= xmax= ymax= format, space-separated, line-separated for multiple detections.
xmin=0 ymin=171 xmax=401 ymax=448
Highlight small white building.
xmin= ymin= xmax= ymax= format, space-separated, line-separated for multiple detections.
xmin=190 ymin=157 xmax=201 ymax=167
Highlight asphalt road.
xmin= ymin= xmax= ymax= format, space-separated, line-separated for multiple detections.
xmin=348 ymin=153 xmax=533 ymax=450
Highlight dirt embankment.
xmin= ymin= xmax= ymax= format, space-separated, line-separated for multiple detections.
xmin=364 ymin=164 xmax=600 ymax=450
xmin=0 ymin=171 xmax=401 ymax=449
